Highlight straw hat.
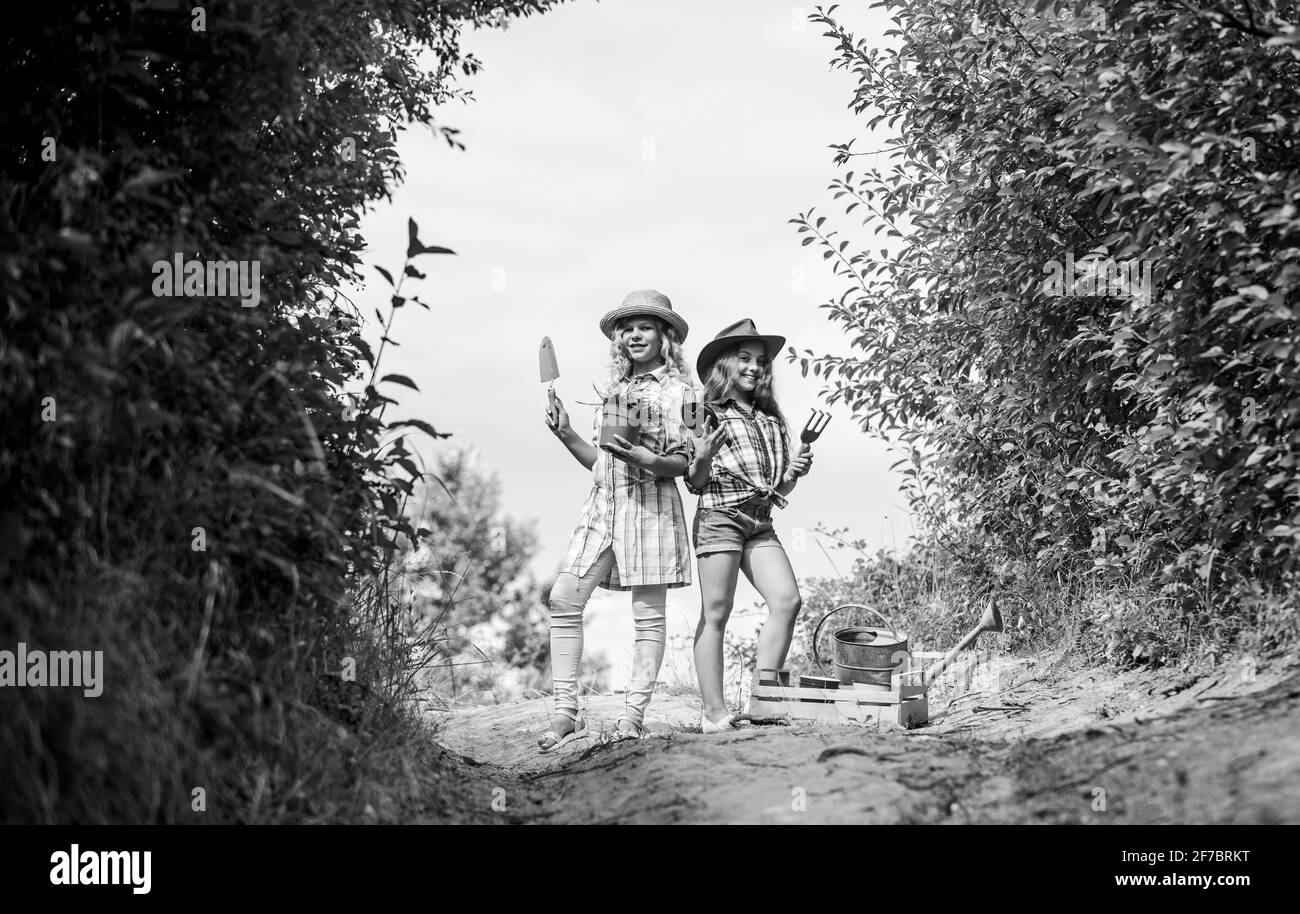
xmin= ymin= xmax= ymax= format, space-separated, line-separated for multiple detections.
xmin=598 ymin=289 xmax=689 ymax=342
xmin=695 ymin=318 xmax=786 ymax=381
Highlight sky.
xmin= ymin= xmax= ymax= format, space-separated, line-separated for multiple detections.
xmin=354 ymin=0 xmax=909 ymax=688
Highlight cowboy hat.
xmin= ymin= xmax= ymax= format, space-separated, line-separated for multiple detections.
xmin=599 ymin=289 xmax=689 ymax=342
xmin=695 ymin=318 xmax=786 ymax=381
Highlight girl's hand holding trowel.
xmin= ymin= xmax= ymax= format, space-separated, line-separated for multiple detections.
xmin=545 ymin=393 xmax=571 ymax=439
xmin=538 ymin=339 xmax=599 ymax=471
xmin=545 ymin=392 xmax=599 ymax=471
xmin=540 ymin=335 xmax=567 ymax=436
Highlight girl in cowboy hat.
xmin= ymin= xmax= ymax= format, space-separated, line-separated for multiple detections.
xmin=685 ymin=319 xmax=813 ymax=732
xmin=538 ymin=290 xmax=697 ymax=752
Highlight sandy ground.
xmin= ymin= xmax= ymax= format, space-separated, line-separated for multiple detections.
xmin=425 ymin=649 xmax=1300 ymax=824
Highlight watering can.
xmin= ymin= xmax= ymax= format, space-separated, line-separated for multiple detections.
xmin=812 ymin=604 xmax=910 ymax=687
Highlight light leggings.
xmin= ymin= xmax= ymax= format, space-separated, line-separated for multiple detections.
xmin=548 ymin=547 xmax=667 ymax=726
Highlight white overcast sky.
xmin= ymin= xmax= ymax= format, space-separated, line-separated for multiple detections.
xmin=355 ymin=0 xmax=910 ymax=685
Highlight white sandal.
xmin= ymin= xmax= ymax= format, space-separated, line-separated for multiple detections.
xmin=700 ymin=711 xmax=735 ymax=734
xmin=610 ymin=714 xmax=647 ymax=742
xmin=537 ymin=708 xmax=588 ymax=754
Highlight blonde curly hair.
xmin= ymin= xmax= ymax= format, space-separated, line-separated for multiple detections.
xmin=600 ymin=316 xmax=695 ymax=399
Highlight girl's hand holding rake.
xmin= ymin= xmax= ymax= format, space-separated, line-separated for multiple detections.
xmin=784 ymin=451 xmax=813 ymax=483
xmin=784 ymin=408 xmax=826 ymax=485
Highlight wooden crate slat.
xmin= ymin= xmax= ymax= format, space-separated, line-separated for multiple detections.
xmin=748 ymin=694 xmax=929 ymax=729
xmin=752 ymin=684 xmax=904 ymax=704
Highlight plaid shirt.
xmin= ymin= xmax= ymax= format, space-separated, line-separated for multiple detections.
xmin=559 ymin=364 xmax=696 ymax=590
xmin=685 ymin=397 xmax=791 ymax=510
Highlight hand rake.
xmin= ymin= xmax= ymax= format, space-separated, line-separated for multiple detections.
xmin=799 ymin=409 xmax=830 ymax=454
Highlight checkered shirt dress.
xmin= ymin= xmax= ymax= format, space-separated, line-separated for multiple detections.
xmin=684 ymin=397 xmax=791 ymax=510
xmin=558 ymin=364 xmax=696 ymax=590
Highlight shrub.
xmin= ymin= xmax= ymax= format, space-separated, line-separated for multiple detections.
xmin=0 ymin=0 xmax=563 ymax=824
xmin=795 ymin=1 xmax=1300 ymax=659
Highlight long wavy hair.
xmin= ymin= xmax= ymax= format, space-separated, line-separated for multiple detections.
xmin=702 ymin=345 xmax=787 ymax=427
xmin=600 ymin=316 xmax=692 ymax=398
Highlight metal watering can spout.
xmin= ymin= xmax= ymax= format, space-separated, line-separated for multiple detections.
xmin=921 ymin=599 xmax=1003 ymax=688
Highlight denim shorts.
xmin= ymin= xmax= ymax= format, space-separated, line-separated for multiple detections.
xmin=692 ymin=496 xmax=783 ymax=557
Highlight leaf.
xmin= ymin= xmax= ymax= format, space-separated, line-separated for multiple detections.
xmin=406 ymin=217 xmax=420 ymax=258
xmin=380 ymin=373 xmax=419 ymax=391
xmin=355 ymin=338 xmax=375 ymax=367
xmin=406 ymin=216 xmax=455 ymax=257
xmin=394 ymin=418 xmax=452 ymax=440
xmin=374 ymin=265 xmax=395 ymax=286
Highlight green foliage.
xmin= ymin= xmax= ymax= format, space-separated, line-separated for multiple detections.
xmin=0 ymin=0 xmax=563 ymax=823
xmin=796 ymin=0 xmax=1300 ymax=653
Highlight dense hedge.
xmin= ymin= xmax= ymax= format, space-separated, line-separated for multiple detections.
xmin=0 ymin=0 xmax=560 ymax=824
xmin=797 ymin=1 xmax=1300 ymax=644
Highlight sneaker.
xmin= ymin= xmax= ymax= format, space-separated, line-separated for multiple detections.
xmin=700 ymin=711 xmax=735 ymax=734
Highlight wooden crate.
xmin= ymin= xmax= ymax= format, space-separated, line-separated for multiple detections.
xmin=749 ymin=668 xmax=928 ymax=729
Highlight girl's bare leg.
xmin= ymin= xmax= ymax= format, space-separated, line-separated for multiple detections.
xmin=740 ymin=545 xmax=802 ymax=674
xmin=693 ymin=550 xmax=742 ymax=722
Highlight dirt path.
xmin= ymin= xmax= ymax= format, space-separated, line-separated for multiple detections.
xmin=427 ymin=650 xmax=1300 ymax=824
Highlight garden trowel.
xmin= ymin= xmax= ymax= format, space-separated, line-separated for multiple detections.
xmin=539 ymin=336 xmax=560 ymax=420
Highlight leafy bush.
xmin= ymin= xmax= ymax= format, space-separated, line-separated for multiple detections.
xmin=0 ymin=0 xmax=562 ymax=824
xmin=795 ymin=0 xmax=1300 ymax=658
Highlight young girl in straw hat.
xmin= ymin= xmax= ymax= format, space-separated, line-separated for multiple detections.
xmin=686 ymin=319 xmax=814 ymax=732
xmin=538 ymin=290 xmax=696 ymax=752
